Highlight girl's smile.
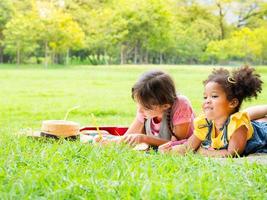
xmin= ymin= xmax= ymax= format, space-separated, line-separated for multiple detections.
xmin=203 ymin=81 xmax=234 ymax=124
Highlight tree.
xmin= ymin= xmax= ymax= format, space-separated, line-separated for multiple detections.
xmin=113 ymin=0 xmax=174 ymax=64
xmin=3 ymin=13 xmax=40 ymax=64
xmin=3 ymin=1 xmax=85 ymax=66
xmin=206 ymin=27 xmax=266 ymax=64
xmin=40 ymin=11 xmax=85 ymax=65
xmin=207 ymin=0 xmax=233 ymax=39
xmin=235 ymin=1 xmax=267 ymax=28
xmin=0 ymin=0 xmax=13 ymax=63
xmin=168 ymin=2 xmax=221 ymax=63
xmin=34 ymin=1 xmax=85 ymax=66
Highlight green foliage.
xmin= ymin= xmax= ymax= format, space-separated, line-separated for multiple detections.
xmin=206 ymin=27 xmax=267 ymax=64
xmin=35 ymin=1 xmax=85 ymax=65
xmin=0 ymin=0 xmax=267 ymax=64
xmin=44 ymin=12 xmax=85 ymax=53
xmin=3 ymin=13 xmax=40 ymax=63
xmin=0 ymin=0 xmax=13 ymax=31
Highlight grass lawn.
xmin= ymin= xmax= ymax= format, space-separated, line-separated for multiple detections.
xmin=0 ymin=65 xmax=266 ymax=199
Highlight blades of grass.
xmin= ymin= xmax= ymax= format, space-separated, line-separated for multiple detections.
xmin=63 ymin=105 xmax=80 ymax=121
xmin=91 ymin=113 xmax=102 ymax=140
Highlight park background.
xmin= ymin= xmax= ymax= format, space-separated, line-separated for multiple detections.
xmin=0 ymin=0 xmax=267 ymax=199
xmin=0 ymin=0 xmax=267 ymax=66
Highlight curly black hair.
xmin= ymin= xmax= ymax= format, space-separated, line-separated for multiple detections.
xmin=203 ymin=65 xmax=263 ymax=111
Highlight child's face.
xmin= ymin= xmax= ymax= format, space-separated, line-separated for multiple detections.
xmin=137 ymin=103 xmax=170 ymax=119
xmin=202 ymin=81 xmax=234 ymax=121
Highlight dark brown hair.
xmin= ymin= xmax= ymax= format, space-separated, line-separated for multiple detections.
xmin=131 ymin=70 xmax=177 ymax=109
xmin=203 ymin=65 xmax=263 ymax=111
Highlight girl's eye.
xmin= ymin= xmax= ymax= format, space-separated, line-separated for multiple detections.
xmin=212 ymin=95 xmax=218 ymax=98
xmin=203 ymin=96 xmax=207 ymax=100
xmin=143 ymin=106 xmax=152 ymax=111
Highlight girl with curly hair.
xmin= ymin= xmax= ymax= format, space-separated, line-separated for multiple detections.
xmin=159 ymin=66 xmax=267 ymax=157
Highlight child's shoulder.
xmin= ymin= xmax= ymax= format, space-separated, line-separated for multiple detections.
xmin=173 ymin=94 xmax=193 ymax=112
xmin=228 ymin=111 xmax=253 ymax=140
xmin=230 ymin=111 xmax=250 ymax=122
xmin=193 ymin=114 xmax=210 ymax=140
xmin=194 ymin=114 xmax=207 ymax=125
xmin=177 ymin=94 xmax=192 ymax=106
xmin=178 ymin=94 xmax=190 ymax=101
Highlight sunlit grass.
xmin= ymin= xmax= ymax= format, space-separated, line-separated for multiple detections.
xmin=0 ymin=65 xmax=266 ymax=199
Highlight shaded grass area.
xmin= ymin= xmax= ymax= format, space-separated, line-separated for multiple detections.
xmin=0 ymin=65 xmax=266 ymax=199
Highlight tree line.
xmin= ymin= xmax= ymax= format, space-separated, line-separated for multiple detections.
xmin=0 ymin=0 xmax=266 ymax=66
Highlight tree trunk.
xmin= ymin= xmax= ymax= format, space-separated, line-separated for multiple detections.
xmin=144 ymin=50 xmax=148 ymax=64
xmin=51 ymin=51 xmax=55 ymax=65
xmin=159 ymin=53 xmax=163 ymax=64
xmin=54 ymin=53 xmax=58 ymax=64
xmin=0 ymin=46 xmax=3 ymax=63
xmin=217 ymin=2 xmax=225 ymax=40
xmin=134 ymin=45 xmax=138 ymax=64
xmin=66 ymin=48 xmax=69 ymax=65
xmin=16 ymin=47 xmax=20 ymax=65
xmin=104 ymin=50 xmax=108 ymax=65
xmin=120 ymin=44 xmax=127 ymax=65
xmin=44 ymin=42 xmax=48 ymax=69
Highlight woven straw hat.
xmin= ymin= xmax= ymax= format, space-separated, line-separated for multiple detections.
xmin=27 ymin=120 xmax=80 ymax=139
xmin=41 ymin=120 xmax=80 ymax=137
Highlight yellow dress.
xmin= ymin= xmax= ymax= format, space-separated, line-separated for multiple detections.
xmin=193 ymin=112 xmax=253 ymax=149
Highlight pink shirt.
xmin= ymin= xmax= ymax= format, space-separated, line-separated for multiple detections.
xmin=137 ymin=95 xmax=195 ymax=137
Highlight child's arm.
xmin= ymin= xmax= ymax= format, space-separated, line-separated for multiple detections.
xmin=171 ymin=134 xmax=202 ymax=154
xmin=123 ymin=117 xmax=169 ymax=146
xmin=244 ymin=105 xmax=267 ymax=120
xmin=159 ymin=134 xmax=202 ymax=154
xmin=197 ymin=125 xmax=248 ymax=157
xmin=125 ymin=117 xmax=144 ymax=135
xmin=122 ymin=134 xmax=169 ymax=146
xmin=172 ymin=122 xmax=192 ymax=140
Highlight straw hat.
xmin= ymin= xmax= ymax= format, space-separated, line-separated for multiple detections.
xmin=28 ymin=120 xmax=80 ymax=139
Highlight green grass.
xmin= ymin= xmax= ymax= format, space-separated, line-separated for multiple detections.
xmin=0 ymin=65 xmax=266 ymax=199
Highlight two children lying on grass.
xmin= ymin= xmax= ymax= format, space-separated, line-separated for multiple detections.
xmin=95 ymin=67 xmax=267 ymax=157
xmin=159 ymin=66 xmax=267 ymax=157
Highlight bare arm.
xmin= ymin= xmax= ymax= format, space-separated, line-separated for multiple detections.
xmin=122 ymin=133 xmax=169 ymax=146
xmin=161 ymin=134 xmax=202 ymax=155
xmin=125 ymin=117 xmax=144 ymax=135
xmin=172 ymin=122 xmax=192 ymax=140
xmin=197 ymin=125 xmax=248 ymax=157
xmin=142 ymin=135 xmax=169 ymax=146
xmin=139 ymin=121 xmax=192 ymax=146
xmin=244 ymin=105 xmax=267 ymax=120
xmin=123 ymin=117 xmax=169 ymax=146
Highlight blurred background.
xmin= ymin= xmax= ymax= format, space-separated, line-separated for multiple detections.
xmin=0 ymin=0 xmax=266 ymax=67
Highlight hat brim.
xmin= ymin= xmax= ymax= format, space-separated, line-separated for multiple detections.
xmin=26 ymin=131 xmax=79 ymax=140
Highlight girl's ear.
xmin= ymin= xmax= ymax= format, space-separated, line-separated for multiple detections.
xmin=229 ymin=98 xmax=239 ymax=108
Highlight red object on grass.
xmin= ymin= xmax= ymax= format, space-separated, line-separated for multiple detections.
xmin=79 ymin=126 xmax=128 ymax=136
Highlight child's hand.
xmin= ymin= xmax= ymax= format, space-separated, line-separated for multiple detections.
xmin=93 ymin=135 xmax=122 ymax=145
xmin=158 ymin=142 xmax=172 ymax=153
xmin=171 ymin=144 xmax=187 ymax=155
xmin=171 ymin=136 xmax=177 ymax=142
xmin=93 ymin=135 xmax=109 ymax=145
xmin=121 ymin=134 xmax=145 ymax=146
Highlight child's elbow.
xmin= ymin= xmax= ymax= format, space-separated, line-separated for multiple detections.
xmin=226 ymin=147 xmax=244 ymax=157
